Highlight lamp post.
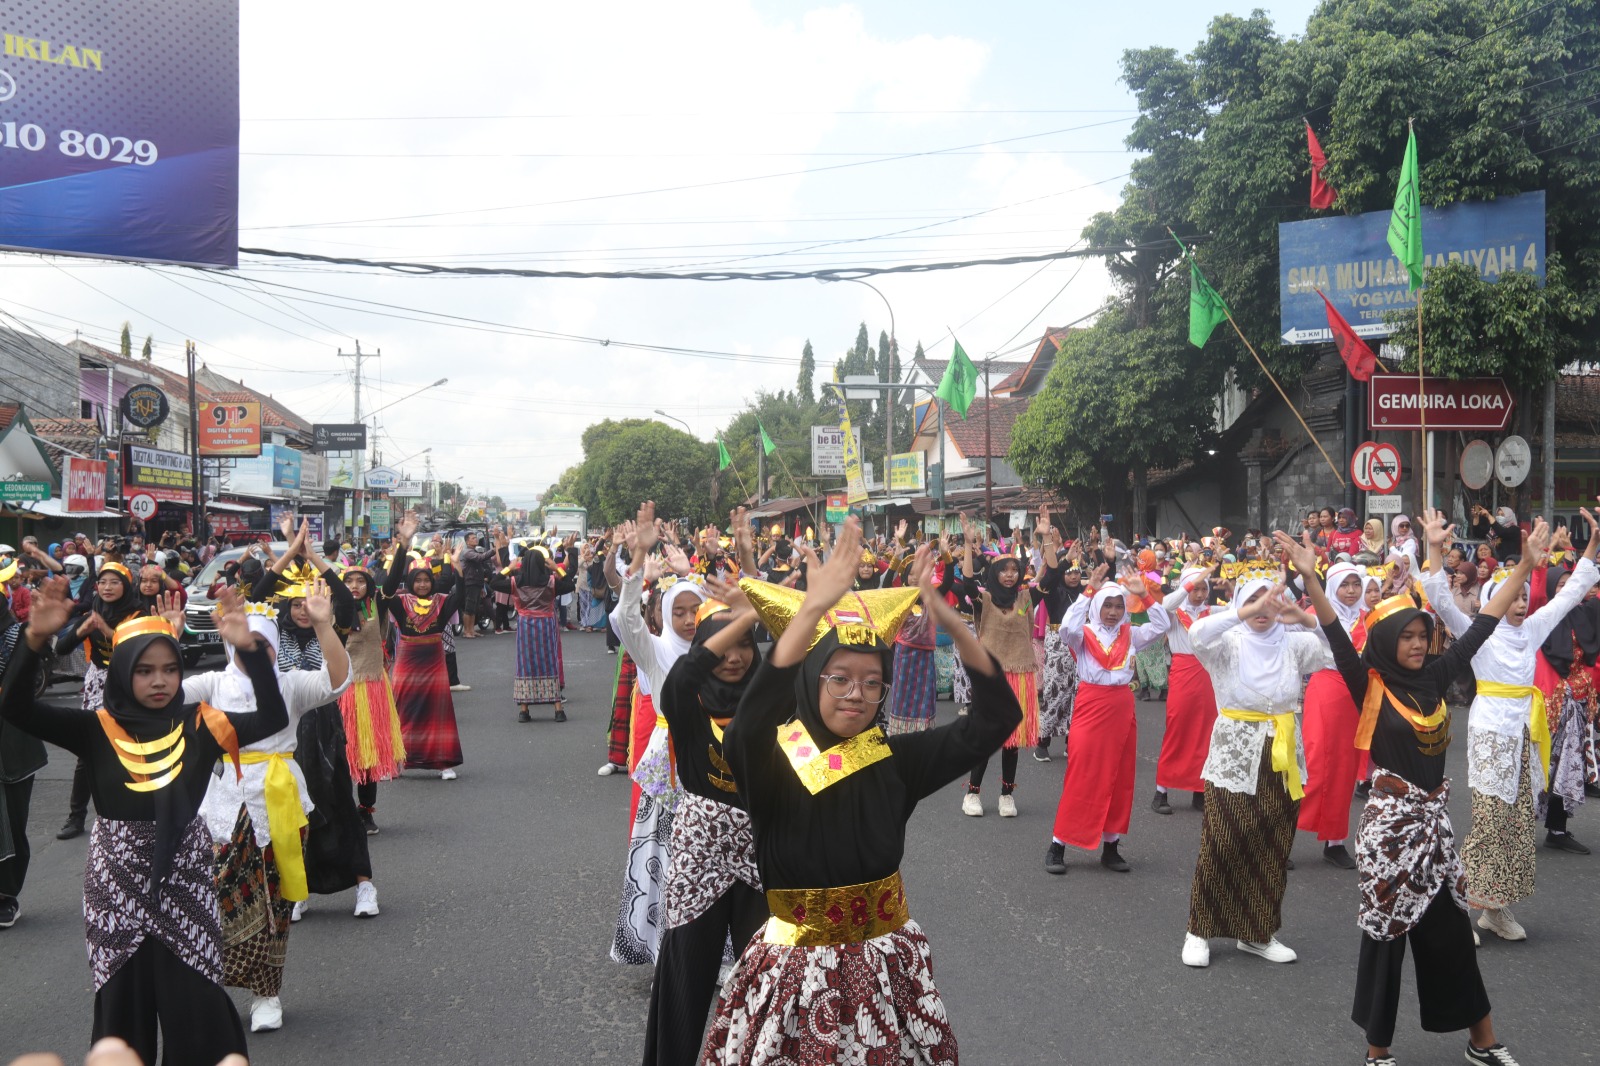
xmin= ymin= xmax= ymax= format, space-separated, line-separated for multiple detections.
xmin=653 ymin=409 xmax=693 ymax=434
xmin=819 ymin=277 xmax=898 ymax=477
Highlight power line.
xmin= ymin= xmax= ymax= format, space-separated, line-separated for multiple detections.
xmin=243 ymin=108 xmax=1141 ymax=122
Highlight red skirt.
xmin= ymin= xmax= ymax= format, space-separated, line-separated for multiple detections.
xmin=627 ymin=690 xmax=655 ymax=827
xmin=1052 ymin=682 xmax=1138 ymax=850
xmin=1297 ymin=668 xmax=1360 ymax=841
xmin=1156 ymin=653 xmax=1217 ymax=792
xmin=393 ymin=634 xmax=463 ymax=770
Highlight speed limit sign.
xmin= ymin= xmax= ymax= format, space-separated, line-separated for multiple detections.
xmin=128 ymin=493 xmax=158 ymax=521
xmin=1351 ymin=441 xmax=1402 ymax=494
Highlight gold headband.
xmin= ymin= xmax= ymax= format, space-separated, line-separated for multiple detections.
xmin=1367 ymin=594 xmax=1420 ymax=629
xmin=113 ymin=615 xmax=179 ymax=647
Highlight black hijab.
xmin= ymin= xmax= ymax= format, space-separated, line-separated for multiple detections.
xmin=983 ymin=556 xmax=1023 ymax=611
xmin=104 ymin=629 xmax=191 ymax=886
xmin=90 ymin=567 xmax=138 ymax=627
xmin=793 ymin=630 xmax=895 ymax=751
xmin=1541 ymin=565 xmax=1600 ymax=677
xmin=516 ymin=549 xmax=551 ymax=589
xmin=691 ymin=612 xmax=762 ymax=719
xmin=405 ymin=565 xmax=437 ymax=596
xmin=1361 ymin=603 xmax=1442 ymax=713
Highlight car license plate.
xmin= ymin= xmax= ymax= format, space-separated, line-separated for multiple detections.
xmin=197 ymin=631 xmax=220 ymax=644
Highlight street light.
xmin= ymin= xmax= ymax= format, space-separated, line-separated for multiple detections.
xmin=366 ymin=378 xmax=449 ymax=423
xmin=818 ymin=277 xmax=898 ymax=471
xmin=653 ymin=409 xmax=693 ymax=434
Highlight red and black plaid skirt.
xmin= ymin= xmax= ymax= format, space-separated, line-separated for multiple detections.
xmin=393 ymin=634 xmax=463 ymax=770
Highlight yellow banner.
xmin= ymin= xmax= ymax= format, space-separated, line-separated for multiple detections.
xmin=833 ymin=371 xmax=868 ymax=505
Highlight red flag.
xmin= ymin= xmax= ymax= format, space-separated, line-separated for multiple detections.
xmin=1317 ymin=290 xmax=1377 ymax=381
xmin=1306 ymin=121 xmax=1337 ymax=209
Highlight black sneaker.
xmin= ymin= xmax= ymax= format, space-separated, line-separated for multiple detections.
xmin=1585 ymin=781 xmax=1600 ymax=798
xmin=1364 ymin=1056 xmax=1397 ymax=1066
xmin=1323 ymin=844 xmax=1358 ymax=869
xmin=1355 ymin=779 xmax=1372 ymax=799
xmin=1191 ymin=791 xmax=1206 ymax=810
xmin=1465 ymin=1042 xmax=1522 ymax=1065
xmin=1032 ymin=745 xmax=1051 ymax=763
xmin=1156 ymin=687 xmax=1167 ymax=701
xmin=1545 ymin=830 xmax=1591 ymax=854
xmin=554 ymin=708 xmax=568 ymax=723
xmin=0 ymin=896 xmax=18 ymax=928
xmin=56 ymin=818 xmax=84 ymax=841
xmin=1150 ymin=790 xmax=1173 ymax=815
xmin=1100 ymin=841 xmax=1131 ymax=873
xmin=517 ymin=710 xmax=532 ymax=723
xmin=1044 ymin=842 xmax=1067 ymax=875
xmin=358 ymin=808 xmax=379 ymax=836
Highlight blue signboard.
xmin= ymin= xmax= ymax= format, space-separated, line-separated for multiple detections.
xmin=270 ymin=445 xmax=302 ymax=490
xmin=0 ymin=1 xmax=239 ymax=267
xmin=1278 ymin=190 xmax=1545 ymax=344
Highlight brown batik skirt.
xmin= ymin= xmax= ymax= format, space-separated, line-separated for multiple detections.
xmin=213 ymin=805 xmax=292 ymax=997
xmin=1462 ymin=733 xmax=1537 ymax=910
xmin=1187 ymin=736 xmax=1298 ymax=943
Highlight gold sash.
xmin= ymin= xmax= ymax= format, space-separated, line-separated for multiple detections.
xmin=765 ymin=870 xmax=909 ymax=946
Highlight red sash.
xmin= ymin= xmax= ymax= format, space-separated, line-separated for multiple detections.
xmin=1081 ymin=623 xmax=1132 ymax=670
xmin=1351 ymin=614 xmax=1369 ymax=653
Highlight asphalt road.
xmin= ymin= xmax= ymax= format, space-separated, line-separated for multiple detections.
xmin=6 ymin=632 xmax=1599 ymax=1065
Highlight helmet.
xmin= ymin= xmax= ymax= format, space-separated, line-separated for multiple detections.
xmin=63 ymin=553 xmax=88 ymax=575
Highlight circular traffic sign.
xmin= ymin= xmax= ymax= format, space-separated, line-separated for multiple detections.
xmin=1351 ymin=441 xmax=1403 ymax=494
xmin=1460 ymin=440 xmax=1494 ymax=490
xmin=127 ymin=493 xmax=158 ymax=521
xmin=1495 ymin=436 xmax=1531 ymax=488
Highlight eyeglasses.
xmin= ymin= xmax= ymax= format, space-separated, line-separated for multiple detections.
xmin=819 ymin=674 xmax=888 ymax=704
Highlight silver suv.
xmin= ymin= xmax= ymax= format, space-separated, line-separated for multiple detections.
xmin=182 ymin=541 xmax=290 ymax=664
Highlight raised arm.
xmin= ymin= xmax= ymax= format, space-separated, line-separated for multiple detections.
xmin=1 ymin=578 xmax=94 ymax=751
xmin=1274 ymin=530 xmax=1336 ymax=627
xmin=768 ymin=517 xmax=864 ymax=669
xmin=1524 ymin=507 xmax=1600 ymax=644
xmin=1420 ymin=508 xmax=1473 ymax=638
xmin=303 ymin=580 xmax=350 ymax=690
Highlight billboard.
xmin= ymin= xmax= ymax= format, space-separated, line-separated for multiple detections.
xmin=313 ymin=423 xmax=367 ymax=451
xmin=63 ymin=456 xmax=107 ymax=512
xmin=197 ymin=401 xmax=261 ymax=457
xmin=809 ymin=426 xmax=863 ymax=477
xmin=0 ymin=2 xmax=240 ymax=267
xmin=887 ymin=451 xmax=926 ymax=492
xmin=1278 ymin=191 xmax=1545 ymax=343
xmin=122 ymin=443 xmax=192 ymax=502
xmin=271 ymin=446 xmax=301 ymax=490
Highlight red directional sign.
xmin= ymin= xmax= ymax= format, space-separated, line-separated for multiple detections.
xmin=1351 ymin=441 xmax=1402 ymax=494
xmin=1368 ymin=374 xmax=1514 ymax=432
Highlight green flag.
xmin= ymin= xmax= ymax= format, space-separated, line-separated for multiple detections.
xmin=758 ymin=421 xmax=776 ymax=455
xmin=936 ymin=339 xmax=978 ymax=418
xmin=717 ymin=436 xmax=732 ymax=471
xmin=1173 ymin=233 xmax=1229 ymax=348
xmin=1386 ymin=125 xmax=1423 ymax=291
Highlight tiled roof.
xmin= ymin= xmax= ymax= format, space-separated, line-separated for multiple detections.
xmin=30 ymin=416 xmax=103 ymax=468
xmin=992 ymin=326 xmax=1080 ymax=396
xmin=0 ymin=403 xmax=18 ymax=431
xmin=1557 ymin=373 xmax=1600 ymax=428
xmin=920 ymin=397 xmax=1030 ymax=459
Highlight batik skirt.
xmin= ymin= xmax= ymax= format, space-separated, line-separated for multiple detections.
xmin=1187 ymin=737 xmax=1297 ymax=942
xmin=1546 ymin=688 xmax=1591 ymax=817
xmin=1156 ymin=652 xmax=1217 ymax=794
xmin=1037 ymin=626 xmax=1077 ymax=741
xmin=951 ymin=619 xmax=977 ymax=707
xmin=886 ymin=643 xmax=937 ymax=735
xmin=611 ymin=790 xmax=674 ymax=966
xmin=1134 ymin=638 xmax=1169 ymax=691
xmin=213 ymin=806 xmax=291 ymax=997
xmin=1462 ymin=731 xmax=1537 ymax=910
xmin=393 ymin=634 xmax=463 ymax=770
xmin=513 ymin=611 xmax=562 ymax=704
xmin=338 ymin=675 xmax=407 ymax=783
xmin=701 ymin=918 xmax=957 ymax=1066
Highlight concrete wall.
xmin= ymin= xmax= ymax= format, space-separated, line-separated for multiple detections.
xmin=0 ymin=327 xmax=79 ymax=419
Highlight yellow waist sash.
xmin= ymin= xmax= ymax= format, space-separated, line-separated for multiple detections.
xmin=1474 ymin=681 xmax=1552 ymax=787
xmin=238 ymin=752 xmax=310 ymax=902
xmin=1218 ymin=708 xmax=1303 ymax=800
xmin=765 ymin=871 xmax=909 ymax=947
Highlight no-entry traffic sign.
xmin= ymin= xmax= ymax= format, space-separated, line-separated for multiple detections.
xmin=1352 ymin=441 xmax=1402 ymax=494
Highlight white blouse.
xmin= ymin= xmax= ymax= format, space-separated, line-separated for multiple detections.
xmin=1187 ymin=610 xmax=1332 ymax=795
xmin=1425 ymin=557 xmax=1599 ymax=804
xmin=1061 ymin=595 xmax=1170 ymax=686
xmin=1162 ymin=586 xmax=1214 ymax=656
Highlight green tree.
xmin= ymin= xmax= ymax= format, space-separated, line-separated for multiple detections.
xmin=119 ymin=322 xmax=131 ymax=360
xmin=590 ymin=421 xmax=713 ymax=525
xmin=141 ymin=335 xmax=152 ymax=361
xmin=797 ymin=340 xmax=816 ymax=404
xmin=719 ymin=389 xmax=830 ymax=506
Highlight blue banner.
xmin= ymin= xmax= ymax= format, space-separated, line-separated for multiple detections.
xmin=1278 ymin=190 xmax=1545 ymax=344
xmin=0 ymin=1 xmax=238 ymax=267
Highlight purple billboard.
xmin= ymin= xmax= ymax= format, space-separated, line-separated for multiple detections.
xmin=0 ymin=1 xmax=239 ymax=267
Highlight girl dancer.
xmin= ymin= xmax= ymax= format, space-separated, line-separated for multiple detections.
xmin=383 ymin=512 xmax=465 ymax=780
xmin=1279 ymin=525 xmax=1539 ymax=1066
xmin=703 ymin=524 xmax=1020 ymax=1065
xmin=1153 ymin=563 xmax=1220 ymax=814
xmin=55 ymin=561 xmax=139 ymax=840
xmin=512 ymin=543 xmax=577 ymax=722
xmin=337 ymin=561 xmax=406 ymax=833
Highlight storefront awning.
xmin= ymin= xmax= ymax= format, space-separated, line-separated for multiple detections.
xmin=206 ymin=499 xmax=264 ymax=513
xmin=11 ymin=498 xmax=125 ymax=520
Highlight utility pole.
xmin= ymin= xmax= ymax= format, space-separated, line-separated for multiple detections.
xmin=339 ymin=341 xmax=378 ymax=537
xmin=186 ymin=340 xmax=203 ymax=539
xmin=983 ymin=357 xmax=993 ymax=534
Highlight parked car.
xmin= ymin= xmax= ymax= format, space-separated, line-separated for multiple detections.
xmin=182 ymin=541 xmax=291 ymax=665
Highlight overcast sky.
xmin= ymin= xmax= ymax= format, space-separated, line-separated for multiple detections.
xmin=1 ymin=0 xmax=1319 ymax=507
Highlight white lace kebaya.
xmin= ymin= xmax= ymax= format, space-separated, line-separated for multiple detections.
xmin=1425 ymin=556 xmax=1599 ymax=805
xmin=1187 ymin=580 xmax=1332 ymax=796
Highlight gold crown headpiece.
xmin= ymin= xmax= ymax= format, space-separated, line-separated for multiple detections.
xmin=695 ymin=599 xmax=731 ymax=625
xmin=1220 ymin=560 xmax=1280 ymax=581
xmin=739 ymin=577 xmax=918 ymax=652
xmin=112 ymin=615 xmax=179 ymax=647
xmin=281 ymin=559 xmax=317 ymax=585
xmin=1367 ymin=593 xmax=1423 ymax=629
xmin=100 ymin=561 xmax=133 ymax=583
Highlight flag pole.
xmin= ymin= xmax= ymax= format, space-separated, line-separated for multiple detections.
xmin=1222 ymin=309 xmax=1347 ymax=486
xmin=1408 ymin=118 xmax=1430 ymax=510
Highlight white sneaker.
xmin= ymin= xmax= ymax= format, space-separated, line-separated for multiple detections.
xmin=1236 ymin=937 xmax=1297 ymax=963
xmin=440 ymin=768 xmax=458 ymax=781
xmin=998 ymin=795 xmax=1018 ymax=818
xmin=1474 ymin=927 xmax=1482 ymax=947
xmin=961 ymin=792 xmax=984 ymax=817
xmin=449 ymin=683 xmax=471 ymax=692
xmin=1478 ymin=906 xmax=1527 ymax=941
xmin=290 ymin=899 xmax=307 ymax=923
xmin=250 ymin=995 xmax=283 ymax=1032
xmin=353 ymin=881 xmax=379 ymax=918
xmin=597 ymin=762 xmax=625 ymax=776
xmin=1181 ymin=932 xmax=1210 ymax=968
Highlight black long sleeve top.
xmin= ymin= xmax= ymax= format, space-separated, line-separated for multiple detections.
xmin=660 ymin=644 xmax=746 ymax=808
xmin=380 ymin=548 xmax=462 ymax=635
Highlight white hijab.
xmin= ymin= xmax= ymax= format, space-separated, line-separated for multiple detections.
xmin=218 ymin=611 xmax=282 ymax=708
xmin=1231 ymin=577 xmax=1290 ymax=700
xmin=1324 ymin=561 xmax=1366 ymax=629
xmin=655 ymin=580 xmax=707 ymax=667
xmin=1086 ymin=582 xmax=1130 ymax=646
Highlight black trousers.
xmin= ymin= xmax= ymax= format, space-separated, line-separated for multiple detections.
xmin=67 ymin=757 xmax=92 ymax=823
xmin=446 ymin=651 xmax=461 ymax=686
xmin=93 ymin=940 xmax=248 ymax=1066
xmin=969 ymin=746 xmax=1020 ymax=794
xmin=1546 ymin=793 xmax=1569 ymax=833
xmin=1352 ymin=890 xmax=1490 ymax=1047
xmin=641 ymin=882 xmax=768 ymax=1066
xmin=495 ymin=599 xmax=513 ymax=632
xmin=0 ymin=777 xmax=33 ymax=898
xmin=357 ymin=780 xmax=378 ymax=809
